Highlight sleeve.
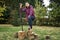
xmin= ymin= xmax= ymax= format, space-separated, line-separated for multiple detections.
xmin=22 ymin=7 xmax=26 ymax=12
xmin=29 ymin=5 xmax=34 ymax=16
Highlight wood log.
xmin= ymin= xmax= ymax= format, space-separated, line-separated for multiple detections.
xmin=27 ymin=28 xmax=39 ymax=40
xmin=34 ymin=34 xmax=39 ymax=40
xmin=45 ymin=35 xmax=50 ymax=40
xmin=18 ymin=31 xmax=26 ymax=40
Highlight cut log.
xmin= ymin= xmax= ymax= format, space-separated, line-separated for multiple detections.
xmin=18 ymin=31 xmax=26 ymax=40
xmin=17 ymin=28 xmax=39 ymax=40
xmin=27 ymin=28 xmax=39 ymax=40
xmin=34 ymin=34 xmax=39 ymax=40
xmin=45 ymin=35 xmax=50 ymax=40
xmin=28 ymin=32 xmax=35 ymax=40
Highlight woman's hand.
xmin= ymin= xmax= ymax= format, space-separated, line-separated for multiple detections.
xmin=20 ymin=3 xmax=23 ymax=8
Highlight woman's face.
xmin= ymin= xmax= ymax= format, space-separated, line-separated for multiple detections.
xmin=25 ymin=2 xmax=30 ymax=7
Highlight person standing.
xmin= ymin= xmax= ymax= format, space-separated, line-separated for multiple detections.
xmin=19 ymin=2 xmax=35 ymax=29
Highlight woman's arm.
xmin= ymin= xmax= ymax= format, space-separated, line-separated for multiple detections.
xmin=28 ymin=5 xmax=34 ymax=17
xmin=22 ymin=7 xmax=26 ymax=12
xmin=19 ymin=3 xmax=26 ymax=12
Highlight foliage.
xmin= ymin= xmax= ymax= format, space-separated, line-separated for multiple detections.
xmin=10 ymin=9 xmax=20 ymax=26
xmin=50 ymin=0 xmax=60 ymax=4
xmin=34 ymin=0 xmax=47 ymax=25
xmin=0 ymin=0 xmax=60 ymax=26
xmin=0 ymin=3 xmax=6 ymax=17
xmin=0 ymin=3 xmax=10 ymax=24
xmin=48 ymin=1 xmax=60 ymax=26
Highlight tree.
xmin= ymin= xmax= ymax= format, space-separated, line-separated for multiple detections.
xmin=34 ymin=0 xmax=47 ymax=25
xmin=48 ymin=0 xmax=60 ymax=26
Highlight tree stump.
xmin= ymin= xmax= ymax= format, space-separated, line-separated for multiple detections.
xmin=27 ymin=28 xmax=39 ymax=40
xmin=15 ymin=28 xmax=39 ymax=40
xmin=27 ymin=28 xmax=32 ymax=36
xmin=45 ymin=35 xmax=50 ymax=40
xmin=34 ymin=34 xmax=39 ymax=40
xmin=18 ymin=31 xmax=26 ymax=40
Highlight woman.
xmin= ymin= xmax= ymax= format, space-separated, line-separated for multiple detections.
xmin=20 ymin=2 xmax=35 ymax=29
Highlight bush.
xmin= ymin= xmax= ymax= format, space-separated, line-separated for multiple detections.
xmin=10 ymin=9 xmax=20 ymax=26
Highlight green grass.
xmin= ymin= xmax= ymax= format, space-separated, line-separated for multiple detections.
xmin=0 ymin=25 xmax=60 ymax=40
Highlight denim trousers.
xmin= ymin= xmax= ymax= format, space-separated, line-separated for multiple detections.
xmin=28 ymin=16 xmax=35 ymax=29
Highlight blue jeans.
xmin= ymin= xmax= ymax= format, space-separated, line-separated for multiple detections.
xmin=28 ymin=16 xmax=35 ymax=29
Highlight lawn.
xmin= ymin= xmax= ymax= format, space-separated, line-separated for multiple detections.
xmin=0 ymin=25 xmax=60 ymax=40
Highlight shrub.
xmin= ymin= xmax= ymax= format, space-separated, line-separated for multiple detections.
xmin=10 ymin=9 xmax=20 ymax=26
